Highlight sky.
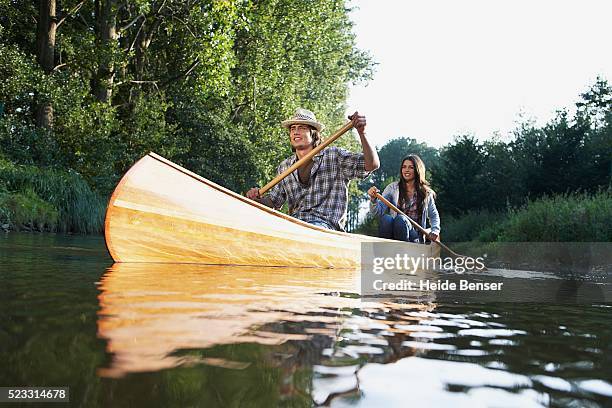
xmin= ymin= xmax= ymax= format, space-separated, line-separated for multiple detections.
xmin=346 ymin=0 xmax=612 ymax=149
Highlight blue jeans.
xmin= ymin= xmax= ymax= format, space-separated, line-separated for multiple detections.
xmin=379 ymin=214 xmax=419 ymax=242
xmin=307 ymin=219 xmax=334 ymax=230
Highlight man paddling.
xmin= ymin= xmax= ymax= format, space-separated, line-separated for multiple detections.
xmin=246 ymin=108 xmax=379 ymax=231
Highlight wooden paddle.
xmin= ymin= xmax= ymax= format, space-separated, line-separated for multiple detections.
xmin=373 ymin=191 xmax=468 ymax=259
xmin=259 ymin=121 xmax=354 ymax=195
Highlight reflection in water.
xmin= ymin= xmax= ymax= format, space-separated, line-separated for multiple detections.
xmin=97 ymin=264 xmax=363 ymax=377
xmin=97 ymin=263 xmax=439 ymax=404
xmin=95 ymin=263 xmax=612 ymax=406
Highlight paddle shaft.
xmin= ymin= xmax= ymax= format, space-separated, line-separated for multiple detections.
xmin=374 ymin=192 xmax=466 ymax=258
xmin=259 ymin=121 xmax=354 ymax=195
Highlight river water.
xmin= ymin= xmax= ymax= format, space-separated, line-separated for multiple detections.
xmin=1 ymin=233 xmax=611 ymax=407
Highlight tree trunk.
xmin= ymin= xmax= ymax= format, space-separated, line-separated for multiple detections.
xmin=135 ymin=27 xmax=147 ymax=81
xmin=131 ymin=20 xmax=150 ymax=101
xmin=36 ymin=0 xmax=56 ymax=128
xmin=94 ymin=0 xmax=118 ymax=103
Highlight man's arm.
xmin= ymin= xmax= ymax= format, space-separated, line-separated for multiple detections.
xmin=349 ymin=111 xmax=380 ymax=171
xmin=246 ymin=187 xmax=275 ymax=208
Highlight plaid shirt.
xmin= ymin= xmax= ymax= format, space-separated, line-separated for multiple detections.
xmin=267 ymin=146 xmax=369 ymax=231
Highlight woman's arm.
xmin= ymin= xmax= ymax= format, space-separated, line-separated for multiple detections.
xmin=368 ymin=187 xmax=385 ymax=217
xmin=368 ymin=183 xmax=397 ymax=217
xmin=427 ymin=193 xmax=441 ymax=235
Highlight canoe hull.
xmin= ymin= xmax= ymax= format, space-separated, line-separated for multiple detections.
xmin=104 ymin=153 xmax=440 ymax=267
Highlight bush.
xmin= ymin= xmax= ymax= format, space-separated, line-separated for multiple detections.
xmin=353 ymin=212 xmax=379 ymax=236
xmin=0 ymin=115 xmax=61 ymax=166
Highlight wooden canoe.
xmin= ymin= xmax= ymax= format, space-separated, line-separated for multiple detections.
xmin=104 ymin=153 xmax=440 ymax=267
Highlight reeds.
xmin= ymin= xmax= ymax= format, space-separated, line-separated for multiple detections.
xmin=445 ymin=190 xmax=611 ymax=242
xmin=0 ymin=160 xmax=105 ymax=233
xmin=495 ymin=190 xmax=611 ymax=242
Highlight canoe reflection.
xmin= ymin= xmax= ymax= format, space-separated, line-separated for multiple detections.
xmin=96 ymin=263 xmax=436 ymax=407
xmin=97 ymin=263 xmax=366 ymax=377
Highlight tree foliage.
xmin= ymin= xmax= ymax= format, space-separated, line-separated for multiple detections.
xmin=0 ymin=0 xmax=373 ymax=199
xmin=430 ymin=135 xmax=485 ymax=214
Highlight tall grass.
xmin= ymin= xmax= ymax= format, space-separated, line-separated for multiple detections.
xmin=443 ymin=190 xmax=612 ymax=242
xmin=495 ymin=190 xmax=611 ymax=242
xmin=0 ymin=160 xmax=106 ymax=233
xmin=0 ymin=189 xmax=59 ymax=231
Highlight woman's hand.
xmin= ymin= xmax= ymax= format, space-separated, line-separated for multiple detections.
xmin=427 ymin=232 xmax=439 ymax=242
xmin=367 ymin=186 xmax=379 ymax=202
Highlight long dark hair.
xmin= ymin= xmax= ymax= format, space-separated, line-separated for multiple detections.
xmin=397 ymin=155 xmax=434 ymax=220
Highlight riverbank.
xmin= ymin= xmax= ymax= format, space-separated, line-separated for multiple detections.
xmin=0 ymin=159 xmax=105 ymax=233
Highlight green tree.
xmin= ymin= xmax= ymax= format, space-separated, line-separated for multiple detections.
xmin=513 ymin=111 xmax=590 ymax=197
xmin=430 ymin=135 xmax=484 ymax=215
xmin=576 ymin=77 xmax=612 ymax=190
xmin=228 ymin=0 xmax=374 ymax=183
xmin=480 ymin=139 xmax=523 ymax=211
xmin=371 ymin=137 xmax=438 ymax=187
xmin=1 ymin=0 xmax=374 ymax=198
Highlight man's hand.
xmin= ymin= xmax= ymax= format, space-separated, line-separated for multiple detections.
xmin=348 ymin=111 xmax=367 ymax=136
xmin=246 ymin=187 xmax=260 ymax=200
xmin=367 ymin=186 xmax=379 ymax=202
xmin=428 ymin=232 xmax=439 ymax=242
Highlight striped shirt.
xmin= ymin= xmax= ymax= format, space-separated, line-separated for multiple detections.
xmin=267 ymin=146 xmax=370 ymax=231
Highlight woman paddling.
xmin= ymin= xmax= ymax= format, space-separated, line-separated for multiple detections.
xmin=368 ymin=154 xmax=440 ymax=243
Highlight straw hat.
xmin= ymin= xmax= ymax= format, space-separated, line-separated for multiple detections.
xmin=281 ymin=108 xmax=325 ymax=132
